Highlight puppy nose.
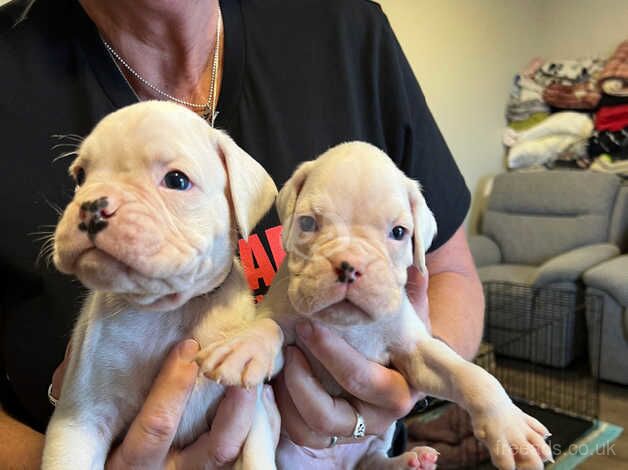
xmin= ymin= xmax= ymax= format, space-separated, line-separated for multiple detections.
xmin=78 ymin=196 xmax=115 ymax=239
xmin=336 ymin=260 xmax=362 ymax=284
xmin=78 ymin=196 xmax=116 ymax=220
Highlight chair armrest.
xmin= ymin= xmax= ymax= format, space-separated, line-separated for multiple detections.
xmin=530 ymin=243 xmax=620 ymax=287
xmin=469 ymin=235 xmax=502 ymax=267
xmin=584 ymin=255 xmax=628 ymax=306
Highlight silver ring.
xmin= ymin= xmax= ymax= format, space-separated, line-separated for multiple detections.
xmin=328 ymin=435 xmax=339 ymax=448
xmin=47 ymin=383 xmax=58 ymax=407
xmin=352 ymin=410 xmax=366 ymax=439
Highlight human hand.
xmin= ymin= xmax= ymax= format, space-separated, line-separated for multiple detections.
xmin=50 ymin=339 xmax=259 ymax=469
xmin=406 ymin=266 xmax=431 ymax=333
xmin=273 ymin=321 xmax=425 ymax=449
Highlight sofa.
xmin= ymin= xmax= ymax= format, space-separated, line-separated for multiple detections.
xmin=470 ymin=170 xmax=626 ymax=367
xmin=584 ymin=256 xmax=628 ymax=385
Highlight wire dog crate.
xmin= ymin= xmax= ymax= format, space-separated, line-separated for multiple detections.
xmin=404 ymin=282 xmax=604 ymax=469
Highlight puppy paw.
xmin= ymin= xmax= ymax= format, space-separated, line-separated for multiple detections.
xmin=196 ymin=319 xmax=283 ymax=388
xmin=387 ymin=446 xmax=439 ymax=470
xmin=472 ymin=404 xmax=553 ymax=470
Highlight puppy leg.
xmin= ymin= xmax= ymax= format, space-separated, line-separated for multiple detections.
xmin=393 ymin=326 xmax=552 ymax=470
xmin=357 ymin=425 xmax=439 ymax=470
xmin=42 ymin=413 xmax=111 ymax=470
xmin=196 ymin=318 xmax=285 ymax=388
xmin=233 ymin=386 xmax=279 ymax=470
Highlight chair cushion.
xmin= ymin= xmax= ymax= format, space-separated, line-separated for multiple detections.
xmin=478 ymin=264 xmax=538 ymax=284
xmin=482 ymin=171 xmax=621 ymax=265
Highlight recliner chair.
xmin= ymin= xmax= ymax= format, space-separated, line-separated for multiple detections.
xmin=469 ymin=170 xmax=625 ymax=367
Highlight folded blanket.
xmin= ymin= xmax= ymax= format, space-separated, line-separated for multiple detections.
xmin=598 ymin=40 xmax=628 ymax=97
xmin=508 ymin=112 xmax=549 ymax=131
xmin=543 ymin=81 xmax=601 ymax=110
xmin=507 ymin=135 xmax=587 ymax=169
xmin=535 ymin=58 xmax=605 ymax=86
xmin=595 ymin=104 xmax=628 ymax=131
xmin=503 ymin=111 xmax=593 ymax=147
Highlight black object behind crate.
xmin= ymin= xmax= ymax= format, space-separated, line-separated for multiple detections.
xmin=483 ymin=282 xmax=593 ymax=368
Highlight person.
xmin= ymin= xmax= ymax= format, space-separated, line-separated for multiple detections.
xmin=0 ymin=0 xmax=484 ymax=467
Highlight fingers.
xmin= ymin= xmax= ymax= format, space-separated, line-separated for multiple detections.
xmin=177 ymin=386 xmax=257 ymax=468
xmin=283 ymin=347 xmax=360 ymax=437
xmin=274 ymin=366 xmax=326 ymax=448
xmin=107 ymin=339 xmax=199 ymax=469
xmin=50 ymin=341 xmax=73 ymax=400
xmin=276 ymin=347 xmax=416 ymax=448
xmin=295 ymin=321 xmax=416 ymax=413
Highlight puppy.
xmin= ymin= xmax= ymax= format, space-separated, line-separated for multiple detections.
xmin=218 ymin=142 xmax=553 ymax=469
xmin=42 ymin=101 xmax=282 ymax=469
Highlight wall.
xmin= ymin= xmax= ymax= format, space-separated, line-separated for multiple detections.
xmin=377 ymin=0 xmax=628 ymax=233
xmin=537 ymin=0 xmax=628 ymax=58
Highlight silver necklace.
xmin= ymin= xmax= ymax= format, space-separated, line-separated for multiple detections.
xmin=102 ymin=6 xmax=222 ymax=126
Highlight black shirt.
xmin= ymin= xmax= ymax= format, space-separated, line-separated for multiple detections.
xmin=0 ymin=0 xmax=470 ymax=432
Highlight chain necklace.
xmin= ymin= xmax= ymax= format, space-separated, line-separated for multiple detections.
xmin=102 ymin=6 xmax=222 ymax=126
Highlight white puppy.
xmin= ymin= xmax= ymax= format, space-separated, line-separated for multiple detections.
xmin=42 ymin=101 xmax=282 ymax=469
xmin=219 ymin=142 xmax=553 ymax=469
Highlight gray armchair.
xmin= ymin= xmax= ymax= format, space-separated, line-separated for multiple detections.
xmin=470 ymin=171 xmax=626 ymax=367
xmin=584 ymin=255 xmax=628 ymax=385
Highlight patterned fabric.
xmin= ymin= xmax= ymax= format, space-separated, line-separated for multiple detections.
xmin=534 ymin=58 xmax=605 ymax=87
xmin=543 ymin=81 xmax=601 ymax=110
xmin=599 ymin=40 xmax=628 ymax=97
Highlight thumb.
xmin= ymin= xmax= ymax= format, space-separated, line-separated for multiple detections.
xmin=406 ymin=266 xmax=430 ymax=326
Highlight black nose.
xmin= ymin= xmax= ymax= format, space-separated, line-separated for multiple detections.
xmin=336 ymin=261 xmax=361 ymax=284
xmin=78 ymin=197 xmax=110 ymax=240
xmin=80 ymin=196 xmax=109 ymax=215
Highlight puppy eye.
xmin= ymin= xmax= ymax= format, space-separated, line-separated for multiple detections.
xmin=298 ymin=215 xmax=318 ymax=232
xmin=390 ymin=226 xmax=406 ymax=241
xmin=163 ymin=170 xmax=192 ymax=191
xmin=74 ymin=167 xmax=86 ymax=187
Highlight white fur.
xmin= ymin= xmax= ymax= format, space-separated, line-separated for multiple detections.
xmin=232 ymin=142 xmax=552 ymax=469
xmin=42 ymin=101 xmax=280 ymax=470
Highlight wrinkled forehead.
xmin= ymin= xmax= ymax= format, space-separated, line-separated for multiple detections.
xmin=76 ymin=105 xmax=223 ymax=176
xmin=298 ymin=156 xmax=411 ymax=225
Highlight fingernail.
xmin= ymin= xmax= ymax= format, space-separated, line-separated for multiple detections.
xmin=296 ymin=320 xmax=313 ymax=341
xmin=264 ymin=385 xmax=274 ymax=400
xmin=180 ymin=338 xmax=200 ymax=361
xmin=544 ymin=432 xmax=552 ymax=439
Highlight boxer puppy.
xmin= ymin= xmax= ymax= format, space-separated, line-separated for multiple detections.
xmin=42 ymin=101 xmax=282 ymax=469
xmin=208 ymin=142 xmax=553 ymax=469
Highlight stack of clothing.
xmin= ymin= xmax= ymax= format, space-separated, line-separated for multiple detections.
xmin=588 ymin=40 xmax=628 ymax=176
xmin=538 ymin=58 xmax=605 ymax=111
xmin=505 ymin=57 xmax=550 ymax=130
xmin=503 ymin=112 xmax=593 ymax=169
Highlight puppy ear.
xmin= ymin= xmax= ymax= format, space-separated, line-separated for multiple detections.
xmin=215 ymin=132 xmax=278 ymax=238
xmin=276 ymin=161 xmax=315 ymax=250
xmin=407 ymin=179 xmax=437 ymax=274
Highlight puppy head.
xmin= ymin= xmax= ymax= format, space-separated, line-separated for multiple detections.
xmin=53 ymin=101 xmax=276 ymax=310
xmin=277 ymin=142 xmax=436 ymax=321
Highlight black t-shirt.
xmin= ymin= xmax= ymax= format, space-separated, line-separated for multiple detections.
xmin=0 ymin=0 xmax=470 ymax=432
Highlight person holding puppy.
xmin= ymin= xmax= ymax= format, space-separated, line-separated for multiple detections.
xmin=0 ymin=0 xmax=483 ymax=468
